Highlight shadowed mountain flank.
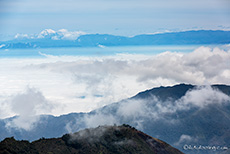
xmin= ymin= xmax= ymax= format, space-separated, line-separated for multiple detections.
xmin=1 ymin=84 xmax=230 ymax=154
xmin=0 ymin=125 xmax=183 ymax=154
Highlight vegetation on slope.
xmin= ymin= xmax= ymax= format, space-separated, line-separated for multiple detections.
xmin=0 ymin=124 xmax=183 ymax=154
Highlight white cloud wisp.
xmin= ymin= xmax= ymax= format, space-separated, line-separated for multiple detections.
xmin=80 ymin=85 xmax=230 ymax=131
xmin=5 ymin=88 xmax=53 ymax=131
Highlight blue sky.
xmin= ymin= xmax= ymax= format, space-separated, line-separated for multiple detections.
xmin=0 ymin=0 xmax=230 ymax=36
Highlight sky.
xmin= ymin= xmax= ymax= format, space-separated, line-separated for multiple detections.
xmin=0 ymin=0 xmax=230 ymax=37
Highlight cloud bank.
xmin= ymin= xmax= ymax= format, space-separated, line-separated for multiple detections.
xmin=32 ymin=46 xmax=230 ymax=85
xmin=0 ymin=46 xmax=229 ymax=125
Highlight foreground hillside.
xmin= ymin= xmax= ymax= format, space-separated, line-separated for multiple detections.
xmin=0 ymin=125 xmax=183 ymax=154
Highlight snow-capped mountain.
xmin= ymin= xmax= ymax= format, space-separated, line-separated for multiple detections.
xmin=37 ymin=29 xmax=86 ymax=40
xmin=1 ymin=30 xmax=230 ymax=49
xmin=14 ymin=29 xmax=86 ymax=41
xmin=37 ymin=29 xmax=56 ymax=39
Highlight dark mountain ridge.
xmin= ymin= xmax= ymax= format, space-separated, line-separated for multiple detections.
xmin=132 ymin=84 xmax=230 ymax=101
xmin=0 ymin=84 xmax=230 ymax=154
xmin=0 ymin=125 xmax=183 ymax=154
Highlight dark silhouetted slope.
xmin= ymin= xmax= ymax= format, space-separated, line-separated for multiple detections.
xmin=132 ymin=83 xmax=194 ymax=101
xmin=0 ymin=125 xmax=183 ymax=154
xmin=132 ymin=84 xmax=230 ymax=101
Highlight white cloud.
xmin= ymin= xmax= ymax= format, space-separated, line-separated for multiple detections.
xmin=14 ymin=33 xmax=29 ymax=39
xmin=57 ymin=29 xmax=86 ymax=40
xmin=179 ymin=85 xmax=230 ymax=108
xmin=0 ymin=101 xmax=11 ymax=119
xmin=174 ymin=134 xmax=198 ymax=146
xmin=84 ymin=112 xmax=119 ymax=129
xmin=0 ymin=44 xmax=6 ymax=48
xmin=117 ymin=99 xmax=156 ymax=120
xmin=32 ymin=46 xmax=230 ymax=86
xmin=114 ymin=139 xmax=134 ymax=146
xmin=81 ymin=85 xmax=230 ymax=131
xmin=5 ymin=87 xmax=53 ymax=131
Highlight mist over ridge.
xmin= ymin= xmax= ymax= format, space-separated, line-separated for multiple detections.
xmin=0 ymin=83 xmax=230 ymax=153
xmin=0 ymin=124 xmax=184 ymax=154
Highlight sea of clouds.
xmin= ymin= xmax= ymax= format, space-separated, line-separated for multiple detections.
xmin=0 ymin=46 xmax=230 ymax=130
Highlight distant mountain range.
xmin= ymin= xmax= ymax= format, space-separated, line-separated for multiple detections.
xmin=0 ymin=84 xmax=230 ymax=154
xmin=0 ymin=125 xmax=183 ymax=154
xmin=0 ymin=30 xmax=230 ymax=49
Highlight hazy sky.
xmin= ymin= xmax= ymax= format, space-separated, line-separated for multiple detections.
xmin=0 ymin=0 xmax=230 ymax=36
